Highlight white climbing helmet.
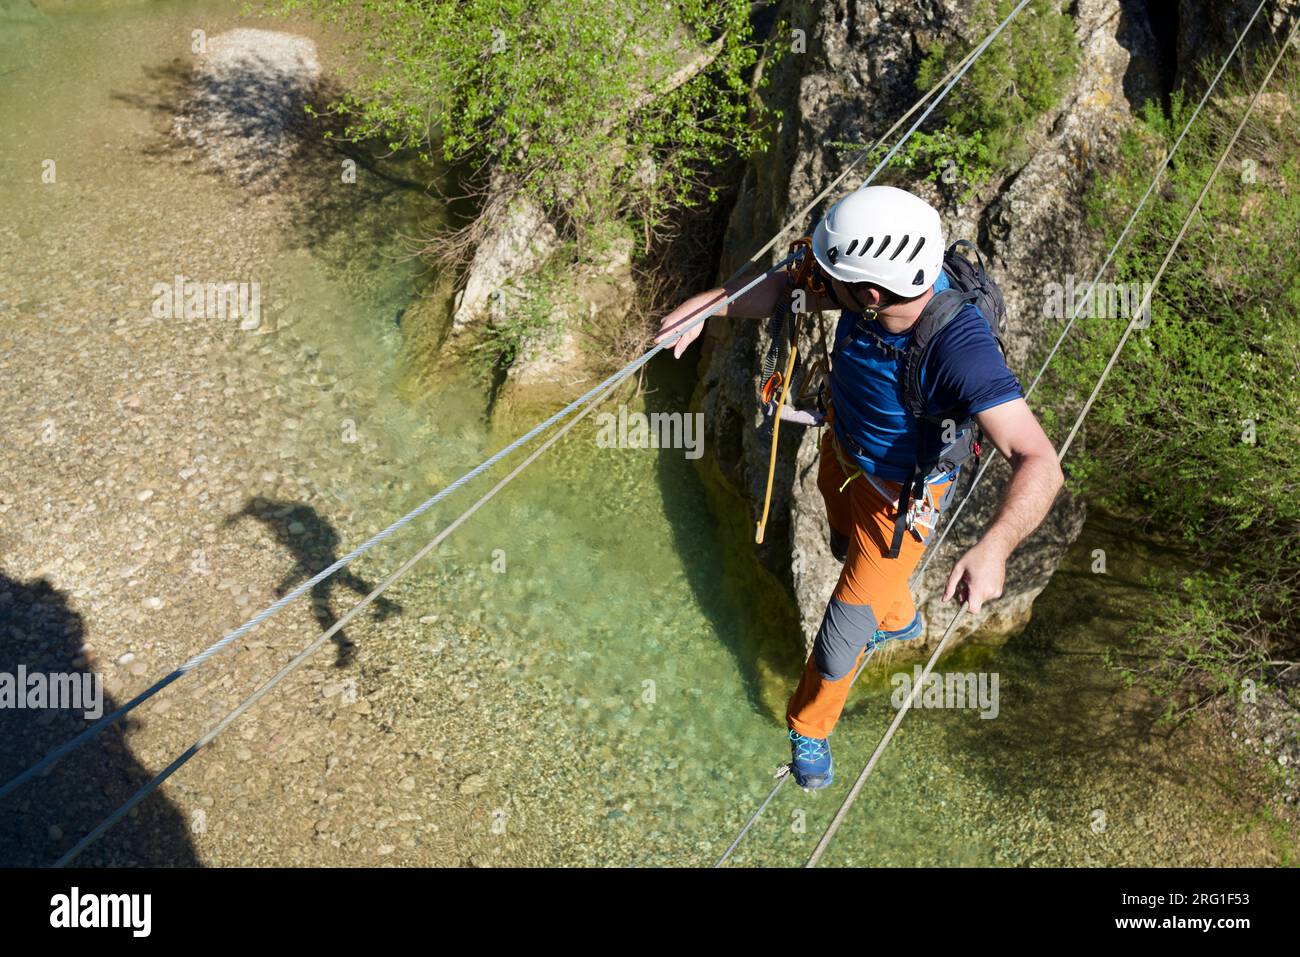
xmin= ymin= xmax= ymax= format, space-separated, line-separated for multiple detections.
xmin=811 ymin=185 xmax=945 ymax=296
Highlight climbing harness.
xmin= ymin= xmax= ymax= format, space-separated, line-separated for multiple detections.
xmin=863 ymin=470 xmax=949 ymax=541
xmin=757 ymin=236 xmax=826 ymax=409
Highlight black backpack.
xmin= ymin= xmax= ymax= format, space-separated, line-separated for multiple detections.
xmin=887 ymin=239 xmax=1009 ymax=557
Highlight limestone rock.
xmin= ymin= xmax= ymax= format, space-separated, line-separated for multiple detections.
xmin=450 ymin=174 xmax=562 ymax=336
xmin=493 ymin=233 xmax=636 ymax=419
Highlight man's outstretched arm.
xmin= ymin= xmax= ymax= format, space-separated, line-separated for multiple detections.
xmin=654 ymin=270 xmax=837 ymax=359
xmin=944 ymin=398 xmax=1064 ymax=613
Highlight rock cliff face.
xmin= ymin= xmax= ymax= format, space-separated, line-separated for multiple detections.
xmin=696 ymin=0 xmax=1179 ymax=653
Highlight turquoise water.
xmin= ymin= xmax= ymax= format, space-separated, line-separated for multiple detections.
xmin=0 ymin=0 xmax=1282 ymax=867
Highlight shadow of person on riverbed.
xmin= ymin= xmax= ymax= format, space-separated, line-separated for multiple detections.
xmin=225 ymin=497 xmax=401 ymax=667
xmin=0 ymin=567 xmax=198 ymax=866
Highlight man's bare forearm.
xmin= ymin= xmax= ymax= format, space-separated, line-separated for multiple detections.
xmin=688 ymin=270 xmax=788 ymax=320
xmin=977 ymin=452 xmax=1064 ymax=560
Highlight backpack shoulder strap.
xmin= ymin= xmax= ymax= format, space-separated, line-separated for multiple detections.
xmin=948 ymin=238 xmax=985 ymax=271
xmin=885 ymin=240 xmax=1005 ymax=560
xmin=901 ymin=289 xmax=978 ymax=421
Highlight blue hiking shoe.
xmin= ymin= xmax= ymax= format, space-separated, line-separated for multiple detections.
xmin=788 ymin=729 xmax=833 ymax=790
xmin=876 ymin=611 xmax=924 ymax=644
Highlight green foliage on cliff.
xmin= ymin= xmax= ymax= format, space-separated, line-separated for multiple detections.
xmin=1043 ymin=63 xmax=1300 ymax=712
xmin=284 ymin=0 xmax=769 ymax=243
xmin=886 ymin=0 xmax=1078 ymax=194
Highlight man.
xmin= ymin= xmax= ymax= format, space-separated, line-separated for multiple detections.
xmin=655 ymin=186 xmax=1063 ymax=789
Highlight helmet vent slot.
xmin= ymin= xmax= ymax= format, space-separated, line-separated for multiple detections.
xmin=844 ymin=239 xmax=859 ymax=256
xmin=873 ymin=235 xmax=891 ymax=258
xmin=889 ymin=234 xmax=910 ymax=260
xmin=911 ymin=268 xmax=926 ymax=286
xmin=906 ymin=236 xmax=927 ymax=263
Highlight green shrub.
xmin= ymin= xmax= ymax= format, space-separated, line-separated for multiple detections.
xmin=840 ymin=0 xmax=1078 ymax=195
xmin=283 ymin=0 xmax=769 ymax=243
xmin=1045 ymin=62 xmax=1300 ymax=703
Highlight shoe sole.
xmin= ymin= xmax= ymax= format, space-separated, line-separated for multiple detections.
xmin=795 ymin=764 xmax=834 ymax=791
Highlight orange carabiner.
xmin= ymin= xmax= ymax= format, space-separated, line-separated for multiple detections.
xmin=786 ymin=236 xmax=826 ymax=297
xmin=760 ymin=371 xmax=783 ymax=405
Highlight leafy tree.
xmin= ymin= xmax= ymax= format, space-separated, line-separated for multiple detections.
xmin=285 ymin=0 xmax=769 ymax=246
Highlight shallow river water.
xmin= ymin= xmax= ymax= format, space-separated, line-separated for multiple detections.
xmin=0 ymin=0 xmax=1284 ymax=867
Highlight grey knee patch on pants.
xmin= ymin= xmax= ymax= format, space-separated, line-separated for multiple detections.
xmin=813 ymin=598 xmax=879 ymax=680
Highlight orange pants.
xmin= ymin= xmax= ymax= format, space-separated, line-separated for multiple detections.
xmin=786 ymin=430 xmax=953 ymax=739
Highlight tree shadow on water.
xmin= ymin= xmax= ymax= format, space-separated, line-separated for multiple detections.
xmin=110 ymin=56 xmax=440 ymax=278
xmin=225 ymin=497 xmax=401 ymax=667
xmin=0 ymin=568 xmax=198 ymax=866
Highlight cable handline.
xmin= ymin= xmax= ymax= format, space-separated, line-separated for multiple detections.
xmin=54 ymin=376 xmax=627 ymax=866
xmin=45 ymin=5 xmax=1009 ymax=854
xmin=31 ymin=0 xmax=1236 ymax=869
xmin=33 ymin=0 xmax=1035 ymax=862
xmin=913 ymin=0 xmax=1274 ymax=575
xmin=0 ymin=254 xmax=793 ymax=805
xmin=1057 ymin=20 xmax=1297 ymax=459
xmin=806 ymin=17 xmax=1299 ymax=867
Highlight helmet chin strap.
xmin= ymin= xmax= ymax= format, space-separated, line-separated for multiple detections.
xmin=840 ymin=279 xmax=878 ymax=320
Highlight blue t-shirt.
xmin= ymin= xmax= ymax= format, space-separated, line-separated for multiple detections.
xmin=827 ymin=270 xmax=1022 ymax=482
